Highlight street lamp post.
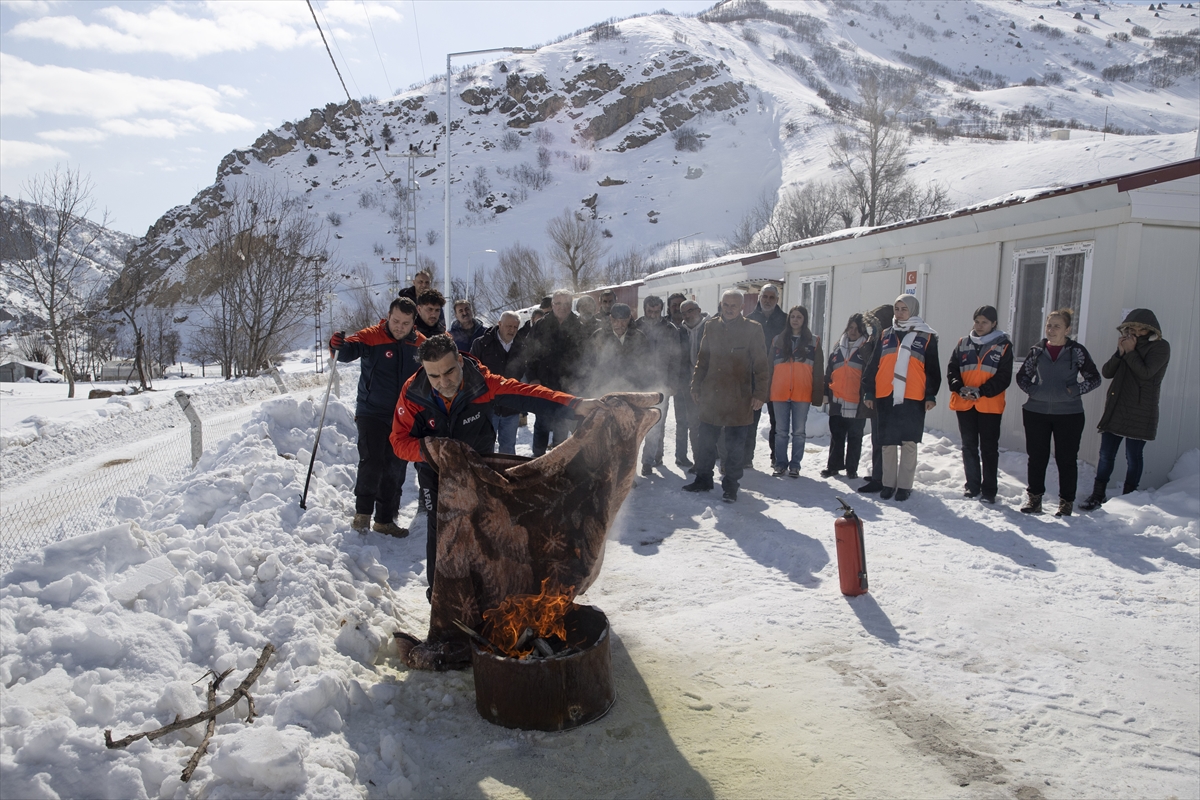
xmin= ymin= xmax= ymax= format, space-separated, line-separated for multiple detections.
xmin=674 ymin=231 xmax=704 ymax=266
xmin=444 ymin=45 xmax=536 ymax=300
xmin=466 ymin=248 xmax=497 ymax=304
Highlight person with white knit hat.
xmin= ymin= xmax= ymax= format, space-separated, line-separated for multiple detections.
xmin=862 ymin=294 xmax=941 ymax=501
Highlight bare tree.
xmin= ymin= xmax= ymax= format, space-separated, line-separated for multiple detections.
xmin=6 ymin=166 xmax=107 ymax=397
xmin=188 ymin=181 xmax=330 ymax=377
xmin=478 ymin=243 xmax=552 ymax=313
xmin=144 ymin=307 xmax=181 ymax=377
xmin=724 ymin=190 xmax=778 ymax=253
xmin=545 ymin=210 xmax=607 ymax=292
xmin=726 ymin=182 xmax=843 ymax=252
xmin=601 ymin=245 xmax=658 ymax=285
xmin=888 ymin=180 xmax=953 ymax=222
xmin=830 ymin=74 xmax=918 ymax=228
xmin=341 ymin=263 xmax=386 ymax=333
xmin=109 ymin=240 xmax=163 ymax=390
xmin=774 ymin=182 xmax=843 ymax=243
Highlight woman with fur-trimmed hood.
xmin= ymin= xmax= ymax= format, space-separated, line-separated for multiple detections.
xmin=1079 ymin=309 xmax=1171 ymax=510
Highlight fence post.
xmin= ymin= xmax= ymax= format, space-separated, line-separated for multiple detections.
xmin=268 ymin=367 xmax=287 ymax=394
xmin=174 ymin=391 xmax=203 ymax=467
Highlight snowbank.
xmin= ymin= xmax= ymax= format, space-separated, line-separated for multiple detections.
xmin=1 ymin=394 xmax=1196 ymax=798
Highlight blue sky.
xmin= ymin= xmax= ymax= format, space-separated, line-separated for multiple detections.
xmin=0 ymin=0 xmax=712 ymax=234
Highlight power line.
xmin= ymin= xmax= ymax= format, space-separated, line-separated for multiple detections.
xmin=303 ymin=0 xmax=397 ymax=186
xmin=312 ymin=0 xmax=362 ymax=98
xmin=409 ymin=0 xmax=428 ymax=86
xmin=360 ymin=0 xmax=393 ymax=93
xmin=305 ymin=0 xmax=353 ymax=102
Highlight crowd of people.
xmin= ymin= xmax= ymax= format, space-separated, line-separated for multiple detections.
xmin=329 ymin=269 xmax=1171 ymax=598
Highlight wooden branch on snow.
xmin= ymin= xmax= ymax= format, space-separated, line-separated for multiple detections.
xmin=181 ymin=669 xmax=225 ymax=783
xmin=104 ymin=643 xmax=275 ymax=751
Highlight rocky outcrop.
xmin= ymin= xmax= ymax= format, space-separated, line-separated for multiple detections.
xmin=564 ymin=64 xmax=625 ymax=107
xmin=578 ymin=51 xmax=746 ymax=147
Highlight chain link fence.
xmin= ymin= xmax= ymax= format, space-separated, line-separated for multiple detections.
xmin=0 ymin=369 xmax=330 ymax=574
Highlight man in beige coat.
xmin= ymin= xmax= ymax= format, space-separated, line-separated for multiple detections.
xmin=683 ymin=289 xmax=770 ymax=502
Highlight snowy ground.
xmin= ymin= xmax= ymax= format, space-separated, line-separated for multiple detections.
xmin=1 ymin=373 xmax=1197 ymax=799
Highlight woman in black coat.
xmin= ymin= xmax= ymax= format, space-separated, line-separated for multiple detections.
xmin=1079 ymin=309 xmax=1171 ymax=510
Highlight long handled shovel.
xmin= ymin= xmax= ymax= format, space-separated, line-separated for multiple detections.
xmin=300 ymin=354 xmax=339 ymax=510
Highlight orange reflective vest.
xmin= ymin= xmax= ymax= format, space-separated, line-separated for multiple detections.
xmin=769 ymin=333 xmax=822 ymax=403
xmin=827 ymin=340 xmax=868 ymax=407
xmin=874 ymin=329 xmax=934 ymax=402
xmin=948 ymin=336 xmax=1009 ymax=414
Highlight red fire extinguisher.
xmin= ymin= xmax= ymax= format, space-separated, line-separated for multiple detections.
xmin=834 ymin=497 xmax=868 ymax=596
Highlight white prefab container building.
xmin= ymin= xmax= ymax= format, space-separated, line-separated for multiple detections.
xmin=639 ymin=158 xmax=1200 ymax=489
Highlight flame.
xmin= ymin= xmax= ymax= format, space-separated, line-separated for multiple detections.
xmin=482 ymin=578 xmax=576 ymax=657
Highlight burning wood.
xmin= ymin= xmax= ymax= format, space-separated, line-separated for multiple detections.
xmin=481 ymin=577 xmax=577 ymax=658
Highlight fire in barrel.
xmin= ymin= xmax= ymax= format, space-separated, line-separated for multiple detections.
xmin=465 ymin=579 xmax=615 ymax=731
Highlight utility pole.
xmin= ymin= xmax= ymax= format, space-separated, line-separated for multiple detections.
xmin=444 ymin=45 xmax=537 ymax=300
xmin=386 ymin=144 xmax=434 ymax=293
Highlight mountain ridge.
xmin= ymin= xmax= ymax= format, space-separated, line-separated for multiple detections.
xmin=15 ymin=0 xmax=1200 ymax=337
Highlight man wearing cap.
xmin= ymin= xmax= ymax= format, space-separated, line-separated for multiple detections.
xmin=863 ymin=294 xmax=940 ymax=502
xmin=586 ymin=303 xmax=649 ymax=394
xmin=683 ymin=289 xmax=770 ymax=503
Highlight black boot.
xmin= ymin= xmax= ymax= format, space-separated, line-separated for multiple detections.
xmin=1079 ymin=481 xmax=1107 ymax=512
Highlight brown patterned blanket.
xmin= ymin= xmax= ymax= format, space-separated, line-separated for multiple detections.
xmin=394 ymin=392 xmax=662 ymax=670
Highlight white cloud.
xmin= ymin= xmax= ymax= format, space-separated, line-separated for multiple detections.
xmin=7 ymin=0 xmax=403 ymax=59
xmin=100 ymin=118 xmax=186 ymax=139
xmin=0 ymin=54 xmax=258 ymax=139
xmin=1 ymin=1 xmax=60 ymax=16
xmin=321 ymin=1 xmax=403 ymax=26
xmin=37 ymin=126 xmax=108 ymax=142
xmin=0 ymin=139 xmax=69 ymax=168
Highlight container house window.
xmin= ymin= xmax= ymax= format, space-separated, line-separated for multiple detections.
xmin=797 ymin=275 xmax=830 ymax=346
xmin=1009 ymin=242 xmax=1093 ymax=355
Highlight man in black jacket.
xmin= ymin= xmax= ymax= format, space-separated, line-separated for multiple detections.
xmin=524 ymin=289 xmax=585 ymax=456
xmin=330 ymin=297 xmax=425 ymax=536
xmin=469 ymin=311 xmax=526 ymax=454
xmin=745 ymin=284 xmax=787 ymax=469
xmin=398 ymin=269 xmax=444 ymax=328
xmin=414 ymin=289 xmax=447 ymax=338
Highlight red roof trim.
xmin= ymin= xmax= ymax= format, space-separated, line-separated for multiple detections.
xmin=1116 ymin=158 xmax=1200 ymax=193
xmin=781 ymin=157 xmax=1200 ymax=254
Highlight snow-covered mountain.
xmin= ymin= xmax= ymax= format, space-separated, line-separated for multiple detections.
xmin=0 ymin=195 xmax=138 ymax=331
xmin=129 ymin=0 xmax=1198 ymax=318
